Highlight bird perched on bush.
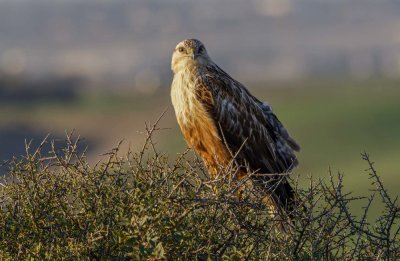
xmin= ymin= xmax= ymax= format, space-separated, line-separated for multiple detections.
xmin=170 ymin=39 xmax=300 ymax=217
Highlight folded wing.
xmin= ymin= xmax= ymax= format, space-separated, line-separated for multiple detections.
xmin=195 ymin=71 xmax=299 ymax=174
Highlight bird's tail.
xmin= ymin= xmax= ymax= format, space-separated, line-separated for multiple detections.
xmin=253 ymin=175 xmax=302 ymax=228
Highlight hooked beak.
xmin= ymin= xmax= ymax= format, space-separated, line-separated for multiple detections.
xmin=190 ymin=50 xmax=198 ymax=60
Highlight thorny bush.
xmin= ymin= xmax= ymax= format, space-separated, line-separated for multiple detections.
xmin=0 ymin=118 xmax=399 ymax=260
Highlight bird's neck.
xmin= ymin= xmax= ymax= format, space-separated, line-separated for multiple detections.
xmin=172 ymin=57 xmax=212 ymax=75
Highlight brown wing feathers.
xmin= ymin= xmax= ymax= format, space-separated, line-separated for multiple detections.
xmin=196 ymin=70 xmax=297 ymax=174
xmin=195 ymin=68 xmax=299 ymax=216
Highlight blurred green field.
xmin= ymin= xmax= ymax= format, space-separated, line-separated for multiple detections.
xmin=1 ymin=78 xmax=399 ymax=209
xmin=252 ymin=80 xmax=400 ymax=204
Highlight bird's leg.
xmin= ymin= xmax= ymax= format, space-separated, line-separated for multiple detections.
xmin=262 ymin=194 xmax=279 ymax=218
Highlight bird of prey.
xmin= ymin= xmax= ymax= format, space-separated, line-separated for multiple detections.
xmin=170 ymin=39 xmax=300 ymax=217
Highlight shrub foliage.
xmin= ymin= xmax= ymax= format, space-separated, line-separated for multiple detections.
xmin=0 ymin=122 xmax=399 ymax=260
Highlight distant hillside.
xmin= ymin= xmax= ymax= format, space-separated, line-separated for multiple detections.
xmin=1 ymin=0 xmax=400 ymax=85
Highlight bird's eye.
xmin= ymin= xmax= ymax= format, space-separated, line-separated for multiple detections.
xmin=199 ymin=46 xmax=205 ymax=53
xmin=177 ymin=47 xmax=185 ymax=53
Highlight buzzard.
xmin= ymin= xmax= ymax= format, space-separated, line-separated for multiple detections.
xmin=170 ymin=39 xmax=300 ymax=217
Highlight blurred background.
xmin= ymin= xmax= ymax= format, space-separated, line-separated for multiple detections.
xmin=0 ymin=0 xmax=399 ymax=207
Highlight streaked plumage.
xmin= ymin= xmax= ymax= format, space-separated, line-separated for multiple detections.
xmin=170 ymin=39 xmax=300 ymax=216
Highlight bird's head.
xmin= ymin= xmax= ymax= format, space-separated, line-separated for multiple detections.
xmin=171 ymin=39 xmax=211 ymax=73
